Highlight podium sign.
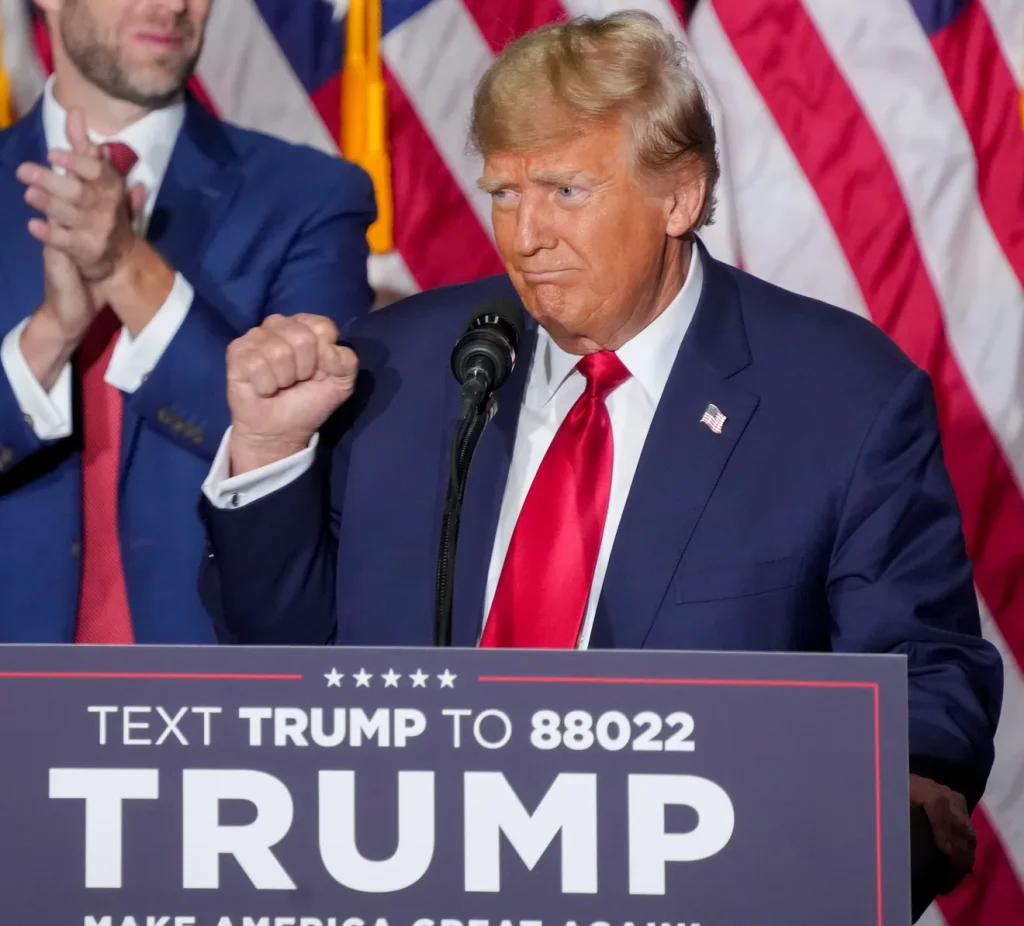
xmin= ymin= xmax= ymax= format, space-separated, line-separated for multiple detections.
xmin=0 ymin=645 xmax=909 ymax=926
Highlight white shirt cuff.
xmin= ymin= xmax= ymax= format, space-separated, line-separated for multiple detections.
xmin=104 ymin=272 xmax=194 ymax=393
xmin=202 ymin=426 xmax=318 ymax=509
xmin=0 ymin=318 xmax=73 ymax=440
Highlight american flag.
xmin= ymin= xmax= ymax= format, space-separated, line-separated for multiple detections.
xmin=700 ymin=403 xmax=727 ymax=434
xmin=2 ymin=0 xmax=1022 ymax=921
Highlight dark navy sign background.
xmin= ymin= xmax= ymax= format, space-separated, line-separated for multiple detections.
xmin=0 ymin=645 xmax=909 ymax=926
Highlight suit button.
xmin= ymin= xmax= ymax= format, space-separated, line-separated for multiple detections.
xmin=70 ymin=540 xmax=81 ymax=559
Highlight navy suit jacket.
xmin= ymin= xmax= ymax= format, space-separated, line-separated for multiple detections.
xmin=201 ymin=240 xmax=1002 ymax=803
xmin=0 ymin=96 xmax=376 ymax=642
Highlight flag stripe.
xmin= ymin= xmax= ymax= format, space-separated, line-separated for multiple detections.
xmin=794 ymin=0 xmax=1024 ymax=656
xmin=251 ymin=0 xmax=343 ymax=94
xmin=978 ymin=0 xmax=1024 ymax=85
xmin=382 ymin=0 xmax=496 ymax=234
xmin=929 ymin=1 xmax=1024 ymax=292
xmin=688 ymin=0 xmax=868 ymax=316
xmin=711 ymin=0 xmax=1024 ymax=713
xmin=938 ymin=806 xmax=1024 ymax=924
xmin=196 ymin=0 xmax=336 ymax=154
xmin=916 ymin=907 xmax=948 ymax=926
xmin=972 ymin=601 xmax=1024 ymax=881
xmin=385 ymin=68 xmax=505 ymax=287
xmin=460 ymin=0 xmax=569 ymax=52
xmin=710 ymin=3 xmax=1024 ymax=919
xmin=801 ymin=0 xmax=1024 ymax=494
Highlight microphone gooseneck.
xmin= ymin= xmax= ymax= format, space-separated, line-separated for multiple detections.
xmin=434 ymin=297 xmax=525 ymax=647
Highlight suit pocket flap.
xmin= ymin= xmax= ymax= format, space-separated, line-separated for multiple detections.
xmin=674 ymin=556 xmax=805 ymax=604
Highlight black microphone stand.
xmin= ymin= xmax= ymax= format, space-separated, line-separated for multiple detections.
xmin=433 ymin=394 xmax=495 ymax=647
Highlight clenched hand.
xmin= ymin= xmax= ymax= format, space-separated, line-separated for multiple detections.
xmin=227 ymin=314 xmax=359 ymax=474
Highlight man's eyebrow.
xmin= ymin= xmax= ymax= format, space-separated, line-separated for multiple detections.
xmin=529 ymin=169 xmax=587 ymax=185
xmin=477 ymin=175 xmax=511 ymax=192
xmin=476 ymin=169 xmax=597 ymax=192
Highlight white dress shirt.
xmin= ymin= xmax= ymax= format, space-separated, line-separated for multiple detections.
xmin=202 ymin=246 xmax=705 ymax=647
xmin=0 ymin=76 xmax=195 ymax=440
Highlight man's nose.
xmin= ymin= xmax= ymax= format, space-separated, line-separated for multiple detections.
xmin=513 ymin=195 xmax=557 ymax=256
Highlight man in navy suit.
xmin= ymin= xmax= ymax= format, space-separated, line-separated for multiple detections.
xmin=198 ymin=11 xmax=1000 ymax=910
xmin=0 ymin=0 xmax=375 ymax=642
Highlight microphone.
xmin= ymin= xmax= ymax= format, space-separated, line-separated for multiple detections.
xmin=434 ymin=296 xmax=526 ymax=647
xmin=451 ymin=297 xmax=525 ymax=409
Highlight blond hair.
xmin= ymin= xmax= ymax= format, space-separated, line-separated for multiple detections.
xmin=469 ymin=10 xmax=720 ymax=229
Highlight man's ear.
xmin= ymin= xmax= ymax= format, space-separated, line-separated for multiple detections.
xmin=666 ymin=168 xmax=707 ymax=238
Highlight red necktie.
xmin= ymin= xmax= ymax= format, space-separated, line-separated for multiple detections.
xmin=480 ymin=350 xmax=631 ymax=648
xmin=74 ymin=142 xmax=138 ymax=644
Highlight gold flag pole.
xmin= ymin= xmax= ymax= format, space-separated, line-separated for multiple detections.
xmin=0 ymin=16 xmax=15 ymax=129
xmin=341 ymin=0 xmax=367 ymax=162
xmin=364 ymin=0 xmax=393 ymax=253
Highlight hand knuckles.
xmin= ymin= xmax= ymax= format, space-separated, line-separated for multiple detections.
xmin=241 ymin=352 xmax=271 ymax=379
xmin=291 ymin=328 xmax=317 ymax=352
xmin=304 ymin=315 xmax=339 ymax=342
xmin=263 ymin=340 xmax=295 ymax=367
xmin=227 ymin=337 xmax=254 ymax=364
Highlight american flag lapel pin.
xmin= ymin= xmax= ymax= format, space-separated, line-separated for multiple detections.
xmin=700 ymin=403 xmax=727 ymax=434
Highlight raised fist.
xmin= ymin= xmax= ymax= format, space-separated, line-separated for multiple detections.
xmin=227 ymin=314 xmax=358 ymax=474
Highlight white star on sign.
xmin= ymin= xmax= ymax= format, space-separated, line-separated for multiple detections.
xmin=322 ymin=0 xmax=349 ymax=20
xmin=437 ymin=669 xmax=457 ymax=688
xmin=410 ymin=669 xmax=429 ymax=688
xmin=324 ymin=668 xmax=343 ymax=687
xmin=354 ymin=668 xmax=373 ymax=687
xmin=382 ymin=669 xmax=401 ymax=687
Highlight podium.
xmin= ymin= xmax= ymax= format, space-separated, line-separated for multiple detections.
xmin=0 ymin=645 xmax=910 ymax=925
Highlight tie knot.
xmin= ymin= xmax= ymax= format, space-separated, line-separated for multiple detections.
xmin=102 ymin=141 xmax=139 ymax=179
xmin=576 ymin=350 xmax=630 ymax=400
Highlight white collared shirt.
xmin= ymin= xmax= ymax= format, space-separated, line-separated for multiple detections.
xmin=0 ymin=76 xmax=195 ymax=440
xmin=201 ymin=244 xmax=705 ymax=648
xmin=481 ymin=245 xmax=704 ymax=647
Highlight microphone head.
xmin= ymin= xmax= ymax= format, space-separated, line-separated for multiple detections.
xmin=451 ymin=296 xmax=526 ymax=396
xmin=465 ymin=296 xmax=526 ymax=350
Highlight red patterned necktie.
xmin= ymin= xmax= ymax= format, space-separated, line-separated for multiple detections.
xmin=74 ymin=141 xmax=138 ymax=644
xmin=480 ymin=350 xmax=631 ymax=648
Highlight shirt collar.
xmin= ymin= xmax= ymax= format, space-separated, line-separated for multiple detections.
xmin=534 ymin=241 xmax=705 ymax=407
xmin=41 ymin=75 xmax=185 ymax=191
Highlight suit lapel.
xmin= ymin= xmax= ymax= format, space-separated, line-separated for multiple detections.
xmin=119 ymin=96 xmax=242 ymax=479
xmin=591 ymin=244 xmax=761 ymax=649
xmin=0 ymin=107 xmax=47 ymax=327
xmin=448 ymin=305 xmax=538 ymax=647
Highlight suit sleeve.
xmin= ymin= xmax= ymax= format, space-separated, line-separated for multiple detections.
xmin=121 ymin=164 xmax=376 ymax=461
xmin=0 ymin=352 xmax=47 ymax=477
xmin=828 ymin=366 xmax=1003 ymax=808
xmin=197 ymin=409 xmax=349 ymax=646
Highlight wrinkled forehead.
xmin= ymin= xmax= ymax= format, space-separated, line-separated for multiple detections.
xmin=479 ymin=119 xmax=637 ymax=188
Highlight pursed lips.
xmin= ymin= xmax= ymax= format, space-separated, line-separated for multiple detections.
xmin=519 ymin=268 xmax=576 ymax=281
